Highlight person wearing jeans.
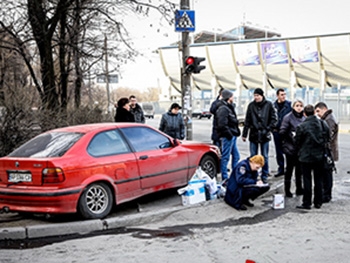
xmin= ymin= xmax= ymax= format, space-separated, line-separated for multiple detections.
xmin=242 ymin=88 xmax=278 ymax=183
xmin=216 ymin=89 xmax=241 ymax=181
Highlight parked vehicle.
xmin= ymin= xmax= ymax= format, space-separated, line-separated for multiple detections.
xmin=0 ymin=123 xmax=220 ymax=219
xmin=141 ymin=103 xmax=155 ymax=119
xmin=192 ymin=109 xmax=212 ymax=119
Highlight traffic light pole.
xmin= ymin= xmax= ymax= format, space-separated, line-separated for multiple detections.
xmin=181 ymin=0 xmax=193 ymax=140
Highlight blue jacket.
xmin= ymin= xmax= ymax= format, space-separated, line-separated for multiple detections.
xmin=224 ymin=158 xmax=258 ymax=209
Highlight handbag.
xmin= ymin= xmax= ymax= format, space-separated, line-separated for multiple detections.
xmin=323 ymin=146 xmax=336 ymax=172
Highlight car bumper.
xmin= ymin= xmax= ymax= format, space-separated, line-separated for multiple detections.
xmin=0 ymin=185 xmax=83 ymax=214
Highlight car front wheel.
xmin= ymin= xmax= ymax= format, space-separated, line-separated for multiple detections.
xmin=200 ymin=155 xmax=218 ymax=179
xmin=78 ymin=182 xmax=113 ymax=219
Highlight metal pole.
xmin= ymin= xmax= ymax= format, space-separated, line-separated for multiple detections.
xmin=104 ymin=34 xmax=111 ymax=113
xmin=181 ymin=0 xmax=192 ymax=140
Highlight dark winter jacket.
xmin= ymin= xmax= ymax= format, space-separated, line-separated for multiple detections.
xmin=115 ymin=107 xmax=135 ymax=123
xmin=130 ymin=103 xmax=145 ymax=123
xmin=320 ymin=109 xmax=339 ymax=161
xmin=295 ymin=115 xmax=330 ymax=163
xmin=215 ymin=100 xmax=241 ymax=140
xmin=224 ymin=158 xmax=258 ymax=209
xmin=242 ymin=98 xmax=278 ymax=143
xmin=210 ymin=97 xmax=220 ymax=142
xmin=279 ymin=109 xmax=305 ymax=155
xmin=159 ymin=111 xmax=185 ymax=140
xmin=273 ymin=100 xmax=292 ymax=130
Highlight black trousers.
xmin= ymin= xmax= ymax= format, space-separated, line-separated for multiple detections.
xmin=300 ymin=161 xmax=323 ymax=207
xmin=323 ymin=168 xmax=333 ymax=200
xmin=242 ymin=185 xmax=270 ymax=202
xmin=285 ymin=154 xmax=303 ymax=192
xmin=273 ymin=131 xmax=285 ymax=174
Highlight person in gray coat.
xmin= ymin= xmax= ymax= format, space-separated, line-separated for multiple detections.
xmin=315 ymin=102 xmax=339 ymax=203
xmin=159 ymin=103 xmax=185 ymax=140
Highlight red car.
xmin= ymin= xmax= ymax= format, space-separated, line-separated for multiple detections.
xmin=0 ymin=123 xmax=220 ymax=219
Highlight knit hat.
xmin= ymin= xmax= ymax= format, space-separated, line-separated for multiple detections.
xmin=221 ymin=89 xmax=233 ymax=101
xmin=254 ymin=88 xmax=264 ymax=96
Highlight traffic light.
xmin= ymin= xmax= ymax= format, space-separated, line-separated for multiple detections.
xmin=193 ymin=57 xmax=206 ymax=73
xmin=184 ymin=56 xmax=206 ymax=74
xmin=184 ymin=56 xmax=195 ymax=74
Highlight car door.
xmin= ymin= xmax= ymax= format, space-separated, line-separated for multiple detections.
xmin=87 ymin=129 xmax=141 ymax=200
xmin=120 ymin=126 xmax=189 ymax=189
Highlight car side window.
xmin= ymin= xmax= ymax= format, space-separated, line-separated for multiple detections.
xmin=88 ymin=129 xmax=131 ymax=157
xmin=121 ymin=127 xmax=172 ymax=152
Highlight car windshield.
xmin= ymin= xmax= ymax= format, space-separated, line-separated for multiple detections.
xmin=8 ymin=132 xmax=83 ymax=158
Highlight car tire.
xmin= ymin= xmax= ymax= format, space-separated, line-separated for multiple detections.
xmin=200 ymin=155 xmax=218 ymax=179
xmin=78 ymin=182 xmax=113 ymax=219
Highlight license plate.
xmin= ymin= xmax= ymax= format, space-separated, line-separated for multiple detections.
xmin=8 ymin=172 xmax=32 ymax=183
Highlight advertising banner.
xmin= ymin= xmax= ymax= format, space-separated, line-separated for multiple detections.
xmin=260 ymin=41 xmax=288 ymax=64
xmin=234 ymin=42 xmax=260 ymax=66
xmin=290 ymin=38 xmax=319 ymax=63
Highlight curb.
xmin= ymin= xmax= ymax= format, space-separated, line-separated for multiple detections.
xmin=0 ymin=179 xmax=284 ymax=241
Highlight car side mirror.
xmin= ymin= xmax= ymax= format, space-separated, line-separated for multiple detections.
xmin=173 ymin=139 xmax=179 ymax=146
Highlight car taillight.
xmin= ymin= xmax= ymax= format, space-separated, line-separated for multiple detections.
xmin=42 ymin=168 xmax=65 ymax=183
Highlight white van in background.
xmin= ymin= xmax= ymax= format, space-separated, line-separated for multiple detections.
xmin=141 ymin=102 xmax=155 ymax=119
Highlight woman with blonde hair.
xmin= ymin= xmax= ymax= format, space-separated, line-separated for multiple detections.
xmin=224 ymin=155 xmax=270 ymax=211
xmin=279 ymin=99 xmax=305 ymax=197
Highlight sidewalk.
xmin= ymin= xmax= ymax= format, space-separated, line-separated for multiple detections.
xmin=0 ymin=175 xmax=284 ymax=241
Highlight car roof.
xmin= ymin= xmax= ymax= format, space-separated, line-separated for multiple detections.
xmin=47 ymin=122 xmax=150 ymax=134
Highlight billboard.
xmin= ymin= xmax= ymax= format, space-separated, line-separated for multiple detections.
xmin=234 ymin=42 xmax=260 ymax=66
xmin=260 ymin=41 xmax=288 ymax=64
xmin=290 ymin=38 xmax=319 ymax=63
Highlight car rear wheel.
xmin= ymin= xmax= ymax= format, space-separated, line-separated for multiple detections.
xmin=78 ymin=182 xmax=113 ymax=219
xmin=200 ymin=155 xmax=217 ymax=179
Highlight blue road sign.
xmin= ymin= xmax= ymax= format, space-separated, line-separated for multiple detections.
xmin=175 ymin=10 xmax=195 ymax=32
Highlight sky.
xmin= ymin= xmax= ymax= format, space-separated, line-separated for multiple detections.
xmin=116 ymin=0 xmax=350 ymax=90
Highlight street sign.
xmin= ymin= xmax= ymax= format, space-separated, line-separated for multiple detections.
xmin=175 ymin=10 xmax=195 ymax=32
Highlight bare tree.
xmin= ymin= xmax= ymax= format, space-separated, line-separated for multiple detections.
xmin=0 ymin=0 xmax=177 ymax=111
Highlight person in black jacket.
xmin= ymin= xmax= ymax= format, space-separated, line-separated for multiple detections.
xmin=129 ymin=95 xmax=145 ymax=123
xmin=242 ymin=88 xmax=278 ymax=183
xmin=115 ymin=97 xmax=135 ymax=123
xmin=216 ymin=89 xmax=241 ymax=181
xmin=279 ymin=99 xmax=305 ymax=197
xmin=273 ymin=88 xmax=292 ymax=177
xmin=209 ymin=87 xmax=224 ymax=148
xmin=295 ymin=104 xmax=330 ymax=210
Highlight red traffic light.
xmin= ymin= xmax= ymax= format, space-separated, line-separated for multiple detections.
xmin=184 ymin=56 xmax=206 ymax=74
xmin=185 ymin=56 xmax=195 ymax=65
xmin=184 ymin=56 xmax=195 ymax=73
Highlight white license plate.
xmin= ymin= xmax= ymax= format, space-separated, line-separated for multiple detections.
xmin=8 ymin=172 xmax=32 ymax=183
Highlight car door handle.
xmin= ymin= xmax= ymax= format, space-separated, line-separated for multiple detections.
xmin=139 ymin=155 xmax=148 ymax=160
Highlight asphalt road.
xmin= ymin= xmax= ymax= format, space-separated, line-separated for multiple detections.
xmin=1 ymin=116 xmax=350 ymax=255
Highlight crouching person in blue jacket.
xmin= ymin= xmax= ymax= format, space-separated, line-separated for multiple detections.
xmin=224 ymin=155 xmax=270 ymax=211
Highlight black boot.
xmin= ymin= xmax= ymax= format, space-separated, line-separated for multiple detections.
xmin=285 ymin=181 xmax=293 ymax=198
